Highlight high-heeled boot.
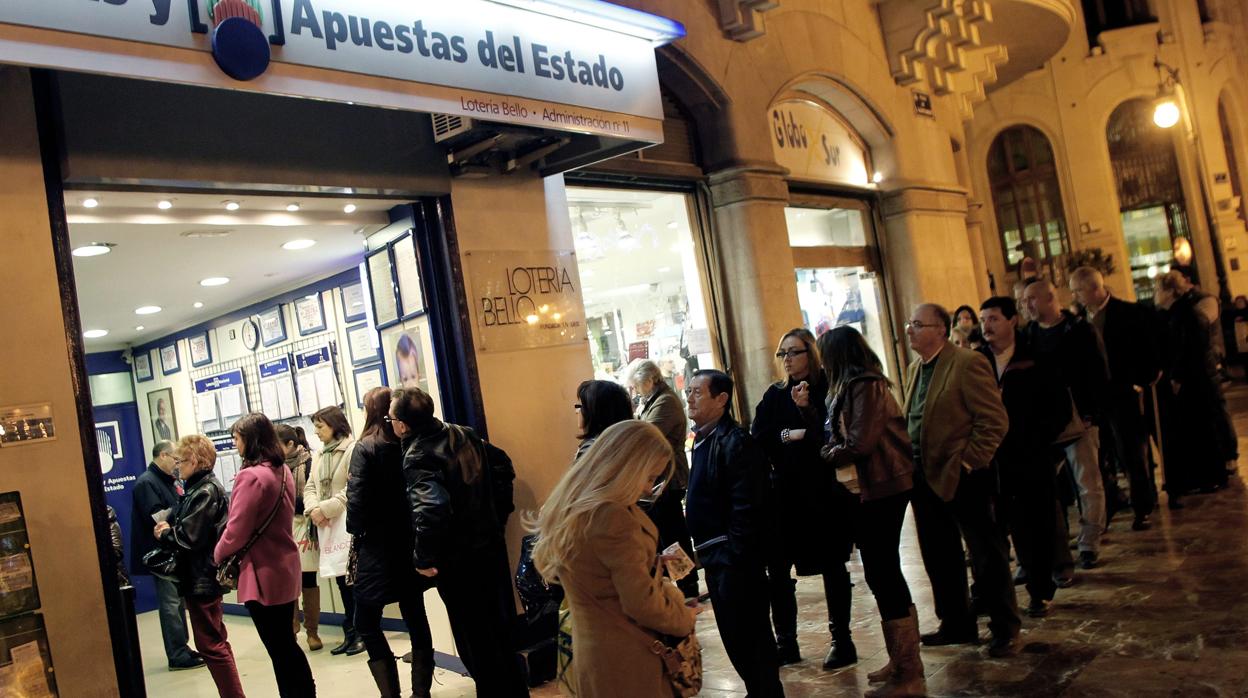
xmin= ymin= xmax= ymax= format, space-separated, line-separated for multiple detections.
xmin=302 ymin=587 xmax=323 ymax=651
xmin=410 ymin=648 xmax=434 ymax=698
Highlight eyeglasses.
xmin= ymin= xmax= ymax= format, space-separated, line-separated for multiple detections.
xmin=383 ymin=416 xmax=396 ymax=423
xmin=639 ymin=476 xmax=670 ymax=505
xmin=775 ymin=349 xmax=809 ymax=359
xmin=173 ymin=457 xmax=187 ymax=465
xmin=905 ymin=321 xmax=941 ymax=331
xmin=573 ymin=403 xmax=582 ymax=410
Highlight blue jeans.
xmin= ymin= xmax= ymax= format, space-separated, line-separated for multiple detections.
xmin=153 ymin=576 xmax=194 ymax=664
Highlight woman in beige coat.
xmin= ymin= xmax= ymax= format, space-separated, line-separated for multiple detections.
xmin=305 ymin=406 xmax=360 ymax=656
xmin=533 ymin=420 xmax=697 ymax=697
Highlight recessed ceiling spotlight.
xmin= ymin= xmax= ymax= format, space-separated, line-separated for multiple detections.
xmin=83 ymin=329 xmax=109 ymax=339
xmin=193 ymin=301 xmax=204 ymax=309
xmin=135 ymin=326 xmax=145 ymax=331
xmin=135 ymin=306 xmax=162 ymax=315
xmin=872 ymin=171 xmax=884 ymax=184
xmin=200 ymin=277 xmax=230 ymax=287
xmin=72 ymin=242 xmax=115 ymax=257
xmin=286 ymin=203 xmax=301 ymax=212
xmin=282 ymin=239 xmax=317 ymax=251
xmin=82 ymin=198 xmax=100 ymax=209
xmin=343 ymin=203 xmax=358 ymax=214
xmin=157 ymin=199 xmax=174 ymax=210
xmin=224 ymin=201 xmax=241 ymax=211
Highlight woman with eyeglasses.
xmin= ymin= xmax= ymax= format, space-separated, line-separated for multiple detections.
xmin=751 ymin=327 xmax=859 ymax=669
xmin=153 ymin=435 xmax=243 ymax=697
xmin=573 ymin=380 xmax=635 ymax=461
xmin=816 ymin=326 xmax=921 ymax=697
xmin=532 ymin=420 xmax=698 ymax=698
xmin=347 ymin=387 xmax=435 ymax=697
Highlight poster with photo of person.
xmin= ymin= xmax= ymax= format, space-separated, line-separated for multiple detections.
xmin=381 ymin=324 xmax=431 ymax=394
xmin=147 ymin=388 xmax=177 ymax=443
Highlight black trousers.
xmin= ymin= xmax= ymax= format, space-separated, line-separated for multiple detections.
xmin=1001 ymin=463 xmax=1059 ymax=604
xmin=1109 ymin=391 xmax=1156 ymax=518
xmin=646 ymin=485 xmax=699 ymax=597
xmin=335 ymin=575 xmax=356 ymax=635
xmin=766 ymin=557 xmax=851 ymax=643
xmin=356 ymin=590 xmax=433 ymax=663
xmin=858 ymin=491 xmax=913 ymax=622
xmin=911 ymin=471 xmax=1020 ymax=640
xmin=436 ymin=544 xmax=529 ymax=697
xmin=706 ymin=564 xmax=785 ymax=698
xmin=246 ymin=600 xmax=316 ymax=697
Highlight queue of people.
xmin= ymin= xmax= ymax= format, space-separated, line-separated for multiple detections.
xmin=134 ymin=261 xmax=1237 ymax=698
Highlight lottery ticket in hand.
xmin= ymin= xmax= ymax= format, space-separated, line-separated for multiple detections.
xmin=661 ymin=542 xmax=695 ymax=581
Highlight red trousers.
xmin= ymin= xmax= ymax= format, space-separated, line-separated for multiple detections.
xmin=186 ymin=595 xmax=246 ymax=698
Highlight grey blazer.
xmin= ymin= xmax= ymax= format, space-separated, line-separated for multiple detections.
xmin=639 ymin=383 xmax=691 ymax=489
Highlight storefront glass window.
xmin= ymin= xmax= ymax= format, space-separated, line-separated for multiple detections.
xmin=795 ymin=267 xmax=892 ymax=379
xmin=785 ymin=207 xmax=867 ymax=247
xmin=567 ymin=187 xmax=716 ymax=388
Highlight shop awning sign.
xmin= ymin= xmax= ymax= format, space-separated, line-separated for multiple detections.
xmin=464 ymin=249 xmax=585 ymax=352
xmin=0 ymin=0 xmax=675 ymax=141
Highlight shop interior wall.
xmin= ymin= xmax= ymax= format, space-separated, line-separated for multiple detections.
xmin=0 ymin=66 xmax=120 ymax=697
xmin=128 ymin=274 xmax=457 ymax=648
xmin=450 ymin=174 xmax=593 ymax=571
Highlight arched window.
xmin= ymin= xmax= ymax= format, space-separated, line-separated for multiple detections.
xmin=987 ymin=125 xmax=1071 ymax=275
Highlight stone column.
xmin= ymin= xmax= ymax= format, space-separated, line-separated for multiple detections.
xmin=880 ymin=183 xmax=978 ymax=317
xmin=706 ymin=163 xmax=800 ymax=421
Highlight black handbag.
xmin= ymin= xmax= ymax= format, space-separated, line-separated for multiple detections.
xmin=142 ymin=547 xmax=178 ymax=581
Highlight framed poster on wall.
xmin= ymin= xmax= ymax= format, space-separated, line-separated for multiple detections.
xmin=258 ymin=306 xmax=287 ymax=347
xmin=188 ymin=332 xmax=212 ymax=367
xmin=366 ymin=247 xmax=399 ymax=329
xmin=159 ymin=344 xmax=180 ymax=375
xmin=381 ymin=324 xmax=431 ymax=393
xmin=134 ymin=352 xmax=153 ymax=382
xmin=392 ymin=232 xmax=425 ymax=319
xmin=340 ymin=282 xmax=368 ymax=323
xmin=147 ymin=388 xmax=178 ymax=443
xmin=352 ymin=364 xmax=385 ymax=408
xmin=346 ymin=323 xmax=379 ymax=366
xmin=294 ymin=294 xmax=327 ymax=336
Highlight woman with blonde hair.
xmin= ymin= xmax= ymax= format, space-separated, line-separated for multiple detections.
xmin=533 ymin=420 xmax=697 ymax=697
xmin=153 ymin=434 xmax=243 ymax=696
xmin=752 ymin=327 xmax=858 ymax=669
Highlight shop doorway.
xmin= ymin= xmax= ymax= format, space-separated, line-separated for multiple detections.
xmin=784 ymin=198 xmax=898 ymax=378
xmin=1107 ymin=98 xmax=1193 ymax=303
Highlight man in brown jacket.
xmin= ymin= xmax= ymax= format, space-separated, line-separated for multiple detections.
xmin=903 ymin=303 xmax=1020 ymax=657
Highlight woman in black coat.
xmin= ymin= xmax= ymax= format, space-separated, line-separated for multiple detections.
xmin=752 ymin=327 xmax=858 ymax=670
xmin=347 ymin=386 xmax=434 ymax=697
xmin=153 ymin=435 xmax=244 ymax=697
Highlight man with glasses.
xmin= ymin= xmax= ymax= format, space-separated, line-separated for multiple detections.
xmin=131 ymin=440 xmax=204 ymax=671
xmin=903 ymin=304 xmax=1018 ymax=657
xmin=684 ymin=370 xmax=784 ymax=697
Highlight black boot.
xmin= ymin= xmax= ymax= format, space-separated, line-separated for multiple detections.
xmin=367 ymin=657 xmax=401 ymax=698
xmin=776 ymin=636 xmax=802 ymax=666
xmin=822 ymin=566 xmax=857 ymax=671
xmin=331 ymin=631 xmax=365 ymax=656
xmin=410 ymin=648 xmax=434 ymax=698
xmin=822 ymin=624 xmax=858 ymax=670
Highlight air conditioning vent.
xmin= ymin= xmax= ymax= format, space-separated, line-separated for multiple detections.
xmin=432 ymin=114 xmax=474 ymax=142
xmin=180 ymin=228 xmax=233 ymax=239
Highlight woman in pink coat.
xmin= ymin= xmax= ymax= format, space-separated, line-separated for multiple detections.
xmin=215 ymin=413 xmax=315 ymax=697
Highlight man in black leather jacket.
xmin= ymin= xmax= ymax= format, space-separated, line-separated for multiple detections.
xmin=685 ymin=369 xmax=784 ymax=697
xmin=389 ymin=387 xmax=528 ymax=698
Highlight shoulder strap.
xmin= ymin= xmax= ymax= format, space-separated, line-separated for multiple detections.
xmin=236 ymin=466 xmax=286 ymax=560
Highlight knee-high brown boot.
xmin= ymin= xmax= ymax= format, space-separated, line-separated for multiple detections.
xmin=866 ymin=604 xmax=926 ymax=697
xmin=303 ymin=586 xmax=323 ymax=651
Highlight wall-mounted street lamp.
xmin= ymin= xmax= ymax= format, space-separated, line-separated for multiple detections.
xmin=1153 ymin=58 xmax=1181 ymax=129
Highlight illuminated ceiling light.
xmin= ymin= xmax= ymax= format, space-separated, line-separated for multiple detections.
xmin=135 ymin=326 xmax=145 ymax=331
xmin=223 ymin=201 xmax=241 ymax=211
xmin=1153 ymin=100 xmax=1180 ymax=129
xmin=193 ymin=301 xmax=204 ymax=309
xmin=666 ymin=221 xmax=678 ymax=229
xmin=286 ymin=203 xmax=301 ymax=212
xmin=343 ymin=203 xmax=358 ymax=214
xmin=200 ymin=277 xmax=230 ymax=287
xmin=134 ymin=306 xmax=162 ymax=315
xmin=872 ymin=171 xmax=884 ymax=184
xmin=72 ymin=242 xmax=115 ymax=257
xmin=157 ymin=199 xmax=174 ymax=210
xmin=282 ymin=239 xmax=317 ymax=250
xmin=83 ymin=329 xmax=109 ymax=339
xmin=82 ymin=198 xmax=100 ymax=208
xmin=657 ymin=266 xmax=671 ymax=273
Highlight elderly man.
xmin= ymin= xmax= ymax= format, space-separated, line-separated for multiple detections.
xmin=903 ymin=304 xmax=1018 ymax=657
xmin=1022 ymin=279 xmax=1110 ymax=568
xmin=1069 ymin=267 xmax=1160 ymax=531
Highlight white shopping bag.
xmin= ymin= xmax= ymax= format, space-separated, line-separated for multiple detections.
xmin=317 ymin=515 xmax=351 ymax=579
